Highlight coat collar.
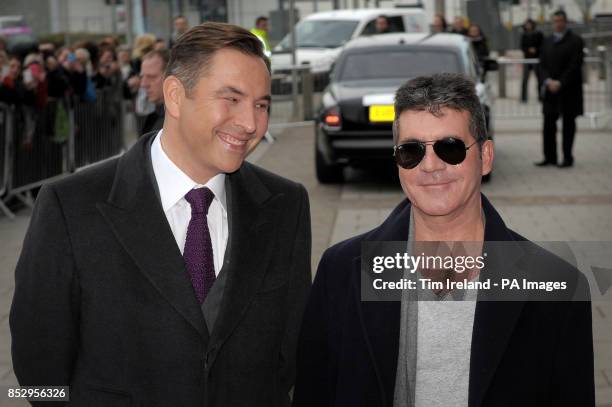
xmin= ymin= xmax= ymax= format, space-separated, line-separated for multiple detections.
xmin=97 ymin=132 xmax=277 ymax=347
xmin=352 ymin=195 xmax=526 ymax=407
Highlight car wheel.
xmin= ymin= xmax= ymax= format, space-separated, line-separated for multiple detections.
xmin=316 ymin=147 xmax=344 ymax=183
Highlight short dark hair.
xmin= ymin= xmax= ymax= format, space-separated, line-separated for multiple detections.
xmin=434 ymin=14 xmax=448 ymax=30
xmin=393 ymin=73 xmax=487 ymax=146
xmin=143 ymin=49 xmax=170 ymax=71
xmin=255 ymin=16 xmax=268 ymax=26
xmin=524 ymin=18 xmax=536 ymax=29
xmin=552 ymin=9 xmax=567 ymax=21
xmin=166 ymin=22 xmax=268 ymax=96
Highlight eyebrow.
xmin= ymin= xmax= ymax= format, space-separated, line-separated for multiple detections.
xmin=217 ymin=86 xmax=272 ymax=103
xmin=399 ymin=135 xmax=461 ymax=142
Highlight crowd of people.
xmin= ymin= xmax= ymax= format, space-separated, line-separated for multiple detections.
xmin=431 ymin=14 xmax=490 ymax=61
xmin=430 ymin=11 xmax=582 ymax=168
xmin=0 ymin=14 xmax=191 ymax=146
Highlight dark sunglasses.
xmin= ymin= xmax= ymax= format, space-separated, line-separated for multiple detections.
xmin=393 ymin=137 xmax=478 ymax=169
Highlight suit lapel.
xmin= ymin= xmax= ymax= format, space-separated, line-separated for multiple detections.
xmin=353 ymin=200 xmax=410 ymax=406
xmin=353 ymin=196 xmax=530 ymax=407
xmin=97 ymin=133 xmax=207 ymax=338
xmin=468 ymin=196 xmax=526 ymax=407
xmin=207 ymin=163 xmax=277 ymax=353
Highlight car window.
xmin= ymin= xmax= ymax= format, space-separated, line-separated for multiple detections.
xmin=404 ymin=15 xmax=426 ymax=32
xmin=338 ymin=49 xmax=462 ymax=81
xmin=276 ymin=20 xmax=359 ymax=50
xmin=361 ymin=16 xmax=406 ymax=35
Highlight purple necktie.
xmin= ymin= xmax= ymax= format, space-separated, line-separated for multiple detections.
xmin=184 ymin=187 xmax=216 ymax=304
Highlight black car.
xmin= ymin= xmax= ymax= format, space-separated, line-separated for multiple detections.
xmin=315 ymin=33 xmax=497 ymax=183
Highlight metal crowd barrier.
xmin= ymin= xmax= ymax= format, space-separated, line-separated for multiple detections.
xmin=490 ymin=47 xmax=611 ymax=128
xmin=0 ymin=90 xmax=125 ymax=218
xmin=10 ymin=99 xmax=69 ymax=196
xmin=73 ymin=88 xmax=124 ymax=168
xmin=0 ymin=102 xmax=14 ymax=218
xmin=270 ymin=65 xmax=315 ymax=124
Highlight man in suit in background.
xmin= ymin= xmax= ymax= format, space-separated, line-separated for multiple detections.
xmin=536 ymin=9 xmax=584 ymax=168
xmin=169 ymin=15 xmax=189 ymax=48
xmin=293 ymin=74 xmax=593 ymax=407
xmin=11 ymin=22 xmax=311 ymax=406
xmin=519 ymin=18 xmax=543 ymax=103
xmin=139 ymin=49 xmax=168 ymax=135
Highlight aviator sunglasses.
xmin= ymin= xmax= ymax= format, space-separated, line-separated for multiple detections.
xmin=393 ymin=137 xmax=478 ymax=169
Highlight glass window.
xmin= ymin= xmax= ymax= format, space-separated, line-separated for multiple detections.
xmin=338 ymin=50 xmax=462 ymax=81
xmin=361 ymin=16 xmax=406 ymax=35
xmin=276 ymin=20 xmax=359 ymax=50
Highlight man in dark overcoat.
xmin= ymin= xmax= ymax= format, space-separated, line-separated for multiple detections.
xmin=536 ymin=9 xmax=584 ymax=168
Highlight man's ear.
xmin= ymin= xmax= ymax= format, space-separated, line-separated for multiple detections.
xmin=163 ymin=76 xmax=184 ymax=119
xmin=481 ymin=139 xmax=494 ymax=176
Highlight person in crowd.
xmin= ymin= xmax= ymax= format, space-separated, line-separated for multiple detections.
xmin=92 ymin=47 xmax=121 ymax=91
xmin=450 ymin=16 xmax=468 ymax=35
xmin=432 ymin=14 xmax=448 ymax=33
xmin=293 ymin=73 xmax=594 ymax=407
xmin=116 ymin=45 xmax=141 ymax=101
xmin=467 ymin=23 xmax=489 ymax=61
xmin=375 ymin=15 xmax=391 ymax=34
xmin=73 ymin=47 xmax=98 ymax=102
xmin=250 ymin=16 xmax=271 ymax=57
xmin=44 ymin=54 xmax=69 ymax=99
xmin=131 ymin=33 xmax=156 ymax=75
xmin=0 ymin=55 xmax=25 ymax=105
xmin=21 ymin=53 xmax=47 ymax=146
xmin=520 ymin=18 xmax=544 ymax=103
xmin=38 ymin=42 xmax=56 ymax=58
xmin=138 ymin=49 xmax=168 ymax=135
xmin=74 ymin=47 xmax=94 ymax=77
xmin=169 ymin=15 xmax=189 ymax=48
xmin=76 ymin=41 xmax=101 ymax=73
xmin=11 ymin=22 xmax=311 ymax=406
xmin=117 ymin=46 xmax=134 ymax=81
xmin=100 ymin=35 xmax=120 ymax=51
xmin=154 ymin=38 xmax=167 ymax=50
xmin=130 ymin=35 xmax=156 ymax=116
xmin=0 ymin=50 xmax=8 ymax=81
xmin=56 ymin=48 xmax=88 ymax=100
xmin=536 ymin=9 xmax=584 ymax=168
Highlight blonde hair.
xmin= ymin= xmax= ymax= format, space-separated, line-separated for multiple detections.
xmin=132 ymin=34 xmax=157 ymax=59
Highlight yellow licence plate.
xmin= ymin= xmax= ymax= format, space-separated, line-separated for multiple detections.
xmin=369 ymin=105 xmax=395 ymax=123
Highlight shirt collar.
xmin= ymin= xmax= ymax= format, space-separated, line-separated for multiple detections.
xmin=151 ymin=130 xmax=227 ymax=213
xmin=553 ymin=30 xmax=567 ymax=40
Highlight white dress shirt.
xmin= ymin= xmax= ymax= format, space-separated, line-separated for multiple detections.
xmin=150 ymin=130 xmax=228 ymax=276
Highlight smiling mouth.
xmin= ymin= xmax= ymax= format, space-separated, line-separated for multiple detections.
xmin=218 ymin=132 xmax=250 ymax=148
xmin=420 ymin=180 xmax=455 ymax=187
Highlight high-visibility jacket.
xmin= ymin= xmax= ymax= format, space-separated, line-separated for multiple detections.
xmin=250 ymin=28 xmax=271 ymax=57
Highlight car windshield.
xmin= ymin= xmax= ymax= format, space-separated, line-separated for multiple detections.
xmin=338 ymin=50 xmax=462 ymax=82
xmin=276 ymin=20 xmax=359 ymax=50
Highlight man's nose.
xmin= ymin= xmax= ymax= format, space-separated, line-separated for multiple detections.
xmin=419 ymin=145 xmax=446 ymax=172
xmin=234 ymin=104 xmax=257 ymax=134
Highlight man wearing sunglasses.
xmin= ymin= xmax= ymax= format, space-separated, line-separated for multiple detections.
xmin=293 ymin=73 xmax=594 ymax=406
